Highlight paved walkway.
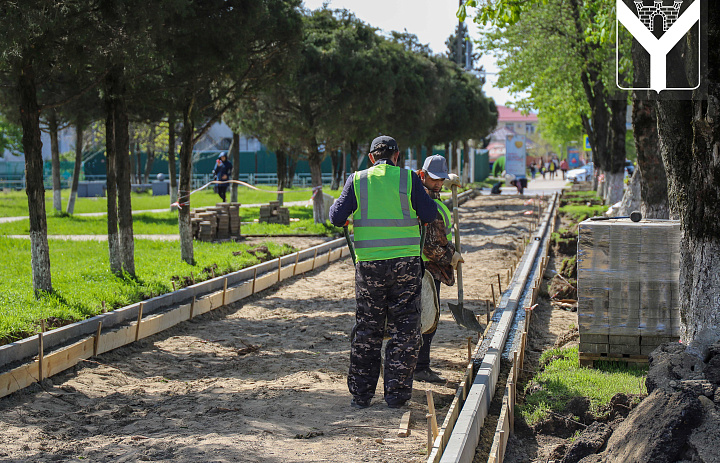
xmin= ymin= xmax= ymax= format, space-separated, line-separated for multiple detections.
xmin=478 ymin=176 xmax=570 ymax=197
xmin=0 ymin=200 xmax=311 ymax=224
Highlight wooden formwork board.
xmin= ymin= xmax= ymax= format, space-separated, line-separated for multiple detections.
xmin=0 ymin=237 xmax=350 ymax=400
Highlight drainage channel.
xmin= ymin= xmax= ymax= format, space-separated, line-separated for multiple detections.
xmin=428 ymin=192 xmax=559 ymax=463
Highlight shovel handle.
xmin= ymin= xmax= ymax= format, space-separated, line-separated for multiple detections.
xmin=452 ymin=185 xmax=463 ymax=305
xmin=343 ymin=222 xmax=357 ymax=266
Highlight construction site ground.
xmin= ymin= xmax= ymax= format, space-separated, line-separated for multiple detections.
xmin=0 ymin=194 xmax=568 ymax=463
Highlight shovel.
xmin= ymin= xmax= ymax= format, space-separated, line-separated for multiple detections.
xmin=447 ymin=185 xmax=484 ymax=332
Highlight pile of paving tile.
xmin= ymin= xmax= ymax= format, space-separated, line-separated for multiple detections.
xmin=191 ymin=202 xmax=241 ymax=242
xmin=259 ymin=201 xmax=290 ymax=225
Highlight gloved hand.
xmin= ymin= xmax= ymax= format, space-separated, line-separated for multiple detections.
xmin=443 ymin=173 xmax=462 ymax=189
xmin=450 ymin=251 xmax=464 ymax=269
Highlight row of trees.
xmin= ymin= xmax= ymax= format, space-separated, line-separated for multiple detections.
xmin=462 ymin=0 xmax=720 ymax=352
xmin=229 ymin=10 xmax=497 ymax=223
xmin=1 ymin=0 xmax=303 ymax=295
xmin=1 ymin=2 xmax=497 ymax=297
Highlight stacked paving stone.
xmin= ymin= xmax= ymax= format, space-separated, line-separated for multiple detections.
xmin=259 ymin=201 xmax=290 ymax=225
xmin=190 ymin=202 xmax=242 ymax=242
xmin=577 ymin=219 xmax=681 ymax=356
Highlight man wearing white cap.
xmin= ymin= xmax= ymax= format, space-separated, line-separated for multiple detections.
xmin=415 ymin=155 xmax=464 ymax=383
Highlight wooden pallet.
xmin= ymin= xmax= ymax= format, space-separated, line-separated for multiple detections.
xmin=579 ymin=352 xmax=648 ymax=368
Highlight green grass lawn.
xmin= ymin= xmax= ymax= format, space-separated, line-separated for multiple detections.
xmin=0 ymin=186 xmax=341 ymax=217
xmin=521 ymin=346 xmax=647 ymax=424
xmin=558 ymin=203 xmax=609 ymax=222
xmin=0 ymin=206 xmax=341 ymax=236
xmin=0 ymin=236 xmax=295 ymax=345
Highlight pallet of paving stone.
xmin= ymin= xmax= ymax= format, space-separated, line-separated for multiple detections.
xmin=577 ymin=219 xmax=680 ymax=361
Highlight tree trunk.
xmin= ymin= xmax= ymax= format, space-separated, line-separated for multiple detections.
xmin=276 ymin=148 xmax=287 ymax=205
xmin=308 ymin=141 xmax=325 ymax=224
xmin=463 ymin=140 xmax=471 ymax=184
xmin=113 ymin=73 xmax=135 ymax=277
xmin=18 ymin=62 xmax=52 ymax=295
xmin=48 ymin=110 xmax=62 ymax=213
xmin=168 ymin=114 xmax=178 ymax=210
xmin=631 ymin=38 xmax=670 ymax=220
xmin=632 ymin=97 xmax=670 ymax=219
xmin=143 ymin=125 xmax=155 ymax=185
xmin=654 ymin=7 xmax=720 ymax=351
xmin=229 ymin=132 xmax=240 ymax=203
xmin=330 ymin=149 xmax=341 ymax=190
xmin=416 ymin=144 xmax=424 ymax=167
xmin=179 ymin=97 xmax=196 ymax=265
xmin=287 ymin=153 xmax=297 ymax=188
xmin=105 ymin=83 xmax=121 ymax=275
xmin=444 ymin=142 xmax=450 ymax=169
xmin=616 ymin=170 xmax=641 ymax=216
xmin=349 ymin=140 xmax=359 ymax=172
xmin=66 ymin=121 xmax=83 ymax=215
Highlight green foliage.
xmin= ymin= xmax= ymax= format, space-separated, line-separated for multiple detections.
xmin=0 ymin=237 xmax=294 ymax=344
xmin=0 ymin=115 xmax=23 ymax=157
xmin=522 ymin=346 xmax=647 ymax=424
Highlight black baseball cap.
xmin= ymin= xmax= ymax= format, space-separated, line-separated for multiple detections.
xmin=370 ymin=135 xmax=399 ymax=153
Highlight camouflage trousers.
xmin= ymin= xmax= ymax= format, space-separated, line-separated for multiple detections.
xmin=348 ymin=256 xmax=422 ymax=405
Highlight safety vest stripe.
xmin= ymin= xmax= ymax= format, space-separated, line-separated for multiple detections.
xmin=356 ymin=168 xmax=413 ymax=218
xmin=437 ymin=200 xmax=451 ymax=235
xmin=357 ymin=170 xmax=369 ymax=221
xmin=398 ymin=170 xmax=410 ymax=218
xmin=354 ymin=218 xmax=419 ymax=227
xmin=354 ymin=236 xmax=421 ymax=249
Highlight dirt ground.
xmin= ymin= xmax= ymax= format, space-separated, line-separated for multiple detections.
xmin=0 ymin=195 xmax=560 ymax=463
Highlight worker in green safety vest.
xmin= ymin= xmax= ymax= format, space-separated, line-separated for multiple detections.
xmin=415 ymin=155 xmax=464 ymax=383
xmin=329 ymin=135 xmax=438 ymax=409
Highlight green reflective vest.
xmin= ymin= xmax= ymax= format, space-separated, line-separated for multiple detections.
xmin=422 ymin=198 xmax=453 ymax=262
xmin=352 ymin=163 xmax=420 ymax=262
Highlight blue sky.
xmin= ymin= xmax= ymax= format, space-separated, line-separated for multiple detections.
xmin=301 ymin=0 xmax=523 ymax=107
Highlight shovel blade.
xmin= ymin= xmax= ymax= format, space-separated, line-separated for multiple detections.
xmin=448 ymin=302 xmax=484 ymax=332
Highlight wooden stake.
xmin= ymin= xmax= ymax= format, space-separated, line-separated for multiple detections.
xmin=135 ymin=303 xmax=144 ymax=342
xmin=190 ymin=296 xmax=195 ymax=319
xmin=101 ymin=300 xmax=106 ymax=313
xmin=490 ymin=283 xmax=497 ymax=309
xmin=497 ymin=273 xmax=502 ymax=294
xmin=222 ymin=278 xmax=228 ymax=306
xmin=293 ymin=252 xmax=299 ymax=276
xmin=277 ymin=257 xmax=282 ymax=283
xmin=172 ymin=280 xmax=176 ymax=291
xmin=486 ymin=300 xmax=491 ymax=324
xmin=426 ymin=413 xmax=434 ymax=454
xmin=426 ymin=389 xmax=439 ymax=439
xmin=190 ymin=271 xmax=195 ymax=285
xmin=467 ymin=337 xmax=473 ymax=364
xmin=38 ymin=331 xmax=44 ymax=382
xmin=513 ymin=350 xmax=518 ymax=385
xmin=499 ymin=430 xmax=506 ymax=463
xmin=93 ymin=321 xmax=102 ymax=357
xmin=211 ymin=267 xmax=215 ymax=279
xmin=398 ymin=411 xmax=411 ymax=437
xmin=509 ymin=380 xmax=515 ymax=434
xmin=251 ymin=267 xmax=258 ymax=294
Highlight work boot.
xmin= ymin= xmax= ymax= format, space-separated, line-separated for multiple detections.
xmin=386 ymin=399 xmax=407 ymax=409
xmin=350 ymin=398 xmax=370 ymax=409
xmin=414 ymin=368 xmax=446 ymax=383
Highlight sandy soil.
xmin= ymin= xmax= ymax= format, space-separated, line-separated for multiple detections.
xmin=0 ymin=195 xmax=540 ymax=463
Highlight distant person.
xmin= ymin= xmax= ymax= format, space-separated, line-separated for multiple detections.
xmin=548 ymin=158 xmax=556 ymax=179
xmin=212 ymin=152 xmax=232 ymax=202
xmin=559 ymin=159 xmax=569 ymax=180
xmin=529 ymin=161 xmax=537 ymax=179
xmin=540 ymin=158 xmax=547 ymax=179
